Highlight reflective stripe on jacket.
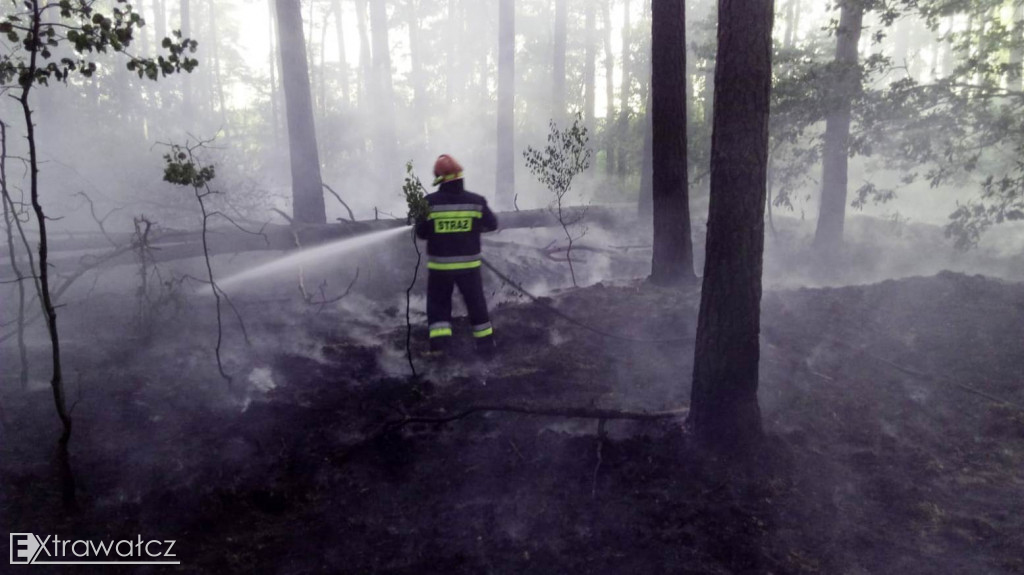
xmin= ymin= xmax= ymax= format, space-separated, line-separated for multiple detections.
xmin=415 ymin=180 xmax=498 ymax=270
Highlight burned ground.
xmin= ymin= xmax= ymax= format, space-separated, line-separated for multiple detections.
xmin=2 ymin=260 xmax=1023 ymax=573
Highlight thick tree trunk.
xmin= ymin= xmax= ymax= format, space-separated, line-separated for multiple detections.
xmin=616 ymin=0 xmax=632 ymax=180
xmin=602 ymin=0 xmax=616 ymax=177
xmin=812 ymin=0 xmax=863 ymax=253
xmin=689 ymin=0 xmax=774 ymax=451
xmin=19 ymin=208 xmax=634 ymax=276
xmin=332 ymin=0 xmax=350 ymax=106
xmin=275 ymin=0 xmax=327 ymax=224
xmin=497 ymin=0 xmax=516 ymax=209
xmin=649 ymin=0 xmax=695 ymax=285
xmin=553 ymin=0 xmax=567 ymax=119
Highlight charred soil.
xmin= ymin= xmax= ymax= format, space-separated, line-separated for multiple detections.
xmin=2 ymin=271 xmax=1023 ymax=574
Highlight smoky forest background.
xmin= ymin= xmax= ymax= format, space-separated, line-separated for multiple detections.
xmin=2 ymin=0 xmax=1024 ymax=573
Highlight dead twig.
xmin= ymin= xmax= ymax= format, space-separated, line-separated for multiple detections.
xmin=0 ymin=242 xmax=137 ymax=345
xmin=73 ymin=191 xmax=124 ymax=248
xmin=592 ymin=418 xmax=606 ymax=498
xmin=271 ymin=208 xmax=294 ymax=224
xmin=323 ymin=183 xmax=356 ymax=222
xmin=303 ymin=269 xmax=361 ymax=313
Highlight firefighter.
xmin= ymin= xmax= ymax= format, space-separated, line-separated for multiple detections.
xmin=415 ymin=154 xmax=498 ymax=355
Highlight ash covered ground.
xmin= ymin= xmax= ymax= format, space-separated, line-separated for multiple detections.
xmin=2 ymin=214 xmax=1024 ymax=574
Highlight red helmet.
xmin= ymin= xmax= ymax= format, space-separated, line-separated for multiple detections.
xmin=432 ymin=154 xmax=464 ymax=185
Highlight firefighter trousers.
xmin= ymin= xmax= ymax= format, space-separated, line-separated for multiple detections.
xmin=427 ymin=268 xmax=494 ymax=352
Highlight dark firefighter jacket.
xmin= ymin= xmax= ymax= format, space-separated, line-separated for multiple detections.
xmin=415 ymin=179 xmax=499 ymax=271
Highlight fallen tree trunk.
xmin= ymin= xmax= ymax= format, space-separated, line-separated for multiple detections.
xmin=1 ymin=206 xmax=630 ymax=279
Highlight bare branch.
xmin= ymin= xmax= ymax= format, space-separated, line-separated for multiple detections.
xmin=323 ymin=183 xmax=356 ymax=222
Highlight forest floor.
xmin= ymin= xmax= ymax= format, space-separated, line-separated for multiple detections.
xmin=2 ymin=224 xmax=1024 ymax=573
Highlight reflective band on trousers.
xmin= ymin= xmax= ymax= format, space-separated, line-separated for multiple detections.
xmin=472 ymin=322 xmax=493 ymax=338
xmin=428 ymin=260 xmax=481 ymax=271
xmin=428 ymin=254 xmax=482 ymax=271
xmin=429 ymin=322 xmax=452 ymax=338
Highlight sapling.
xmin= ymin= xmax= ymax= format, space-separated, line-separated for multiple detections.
xmin=402 ymin=161 xmax=429 ymax=377
xmin=161 ymin=139 xmax=257 ymax=386
xmin=523 ymin=113 xmax=593 ymax=287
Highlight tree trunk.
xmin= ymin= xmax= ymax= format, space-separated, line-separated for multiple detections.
xmin=154 ymin=0 xmax=166 ymax=40
xmin=275 ymin=0 xmax=327 ymax=224
xmin=966 ymin=12 xmax=977 ymax=85
xmin=407 ymin=0 xmax=427 ymax=141
xmin=137 ymin=0 xmax=150 ymax=54
xmin=584 ymin=1 xmax=596 ymax=135
xmin=22 ymin=2 xmax=73 ymax=449
xmin=332 ymin=0 xmax=351 ymax=106
xmin=616 ymin=0 xmax=632 ymax=179
xmin=319 ymin=3 xmax=330 ymax=117
xmin=602 ymin=0 xmax=616 ymax=177
xmin=892 ymin=16 xmax=911 ymax=71
xmin=649 ymin=0 xmax=695 ymax=285
xmin=209 ymin=0 xmax=227 ymax=127
xmin=355 ymin=0 xmax=373 ymax=107
xmin=689 ymin=0 xmax=774 ymax=451
xmin=812 ymin=0 xmax=863 ymax=253
xmin=553 ymin=0 xmax=567 ymax=120
xmin=497 ymin=0 xmax=516 ymax=209
xmin=268 ymin=0 xmax=280 ymax=145
xmin=476 ymin=15 xmax=490 ymax=104
xmin=783 ymin=0 xmax=799 ymax=48
xmin=940 ymin=15 xmax=954 ymax=77
xmin=369 ymin=0 xmax=398 ymax=174
xmin=638 ymin=89 xmax=653 ymax=216
xmin=1010 ymin=3 xmax=1023 ymax=92
xmin=180 ymin=0 xmax=192 ymax=115
xmin=151 ymin=0 xmax=166 ymax=114
xmin=446 ymin=0 xmax=463 ymax=103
